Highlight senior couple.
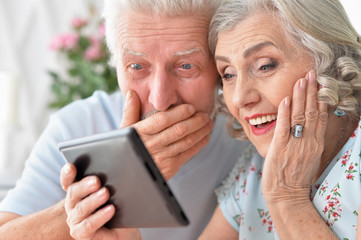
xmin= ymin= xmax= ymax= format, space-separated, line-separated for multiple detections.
xmin=1 ymin=0 xmax=361 ymax=239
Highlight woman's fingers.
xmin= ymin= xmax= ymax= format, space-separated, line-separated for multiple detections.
xmin=291 ymin=77 xmax=306 ymax=129
xmin=304 ymin=71 xmax=320 ymax=136
xmin=273 ymin=96 xmax=291 ymax=145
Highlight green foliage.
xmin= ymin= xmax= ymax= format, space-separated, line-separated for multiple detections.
xmin=48 ymin=17 xmax=118 ymax=109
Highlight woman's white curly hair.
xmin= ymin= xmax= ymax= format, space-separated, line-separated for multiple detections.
xmin=209 ymin=0 xmax=361 ymax=140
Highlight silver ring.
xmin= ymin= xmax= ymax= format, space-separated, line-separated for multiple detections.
xmin=291 ymin=124 xmax=303 ymax=138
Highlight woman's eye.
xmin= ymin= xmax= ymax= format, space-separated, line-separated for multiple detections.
xmin=130 ymin=64 xmax=143 ymax=70
xmin=258 ymin=60 xmax=278 ymax=71
xmin=180 ymin=63 xmax=193 ymax=70
xmin=222 ymin=73 xmax=235 ymax=80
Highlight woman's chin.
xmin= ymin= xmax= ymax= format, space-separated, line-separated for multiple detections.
xmin=253 ymin=144 xmax=269 ymax=158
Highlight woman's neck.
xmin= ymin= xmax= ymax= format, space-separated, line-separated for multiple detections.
xmin=314 ymin=114 xmax=358 ymax=182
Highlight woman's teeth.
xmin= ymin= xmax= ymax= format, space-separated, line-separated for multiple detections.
xmin=249 ymin=114 xmax=277 ymax=126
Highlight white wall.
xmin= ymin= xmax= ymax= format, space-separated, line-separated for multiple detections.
xmin=341 ymin=0 xmax=361 ymax=34
xmin=0 ymin=0 xmax=103 ymax=190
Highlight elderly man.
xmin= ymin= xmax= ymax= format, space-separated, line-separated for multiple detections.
xmin=0 ymin=0 xmax=249 ymax=239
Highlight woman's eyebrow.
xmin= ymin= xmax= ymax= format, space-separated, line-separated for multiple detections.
xmin=243 ymin=41 xmax=275 ymax=58
xmin=215 ymin=41 xmax=277 ymax=63
xmin=215 ymin=55 xmax=230 ymax=63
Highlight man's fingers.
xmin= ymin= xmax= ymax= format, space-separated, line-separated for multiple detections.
xmin=60 ymin=163 xmax=77 ymax=191
xmin=145 ymin=112 xmax=211 ymax=149
xmin=120 ymin=90 xmax=141 ymax=128
xmin=65 ymin=176 xmax=101 ymax=210
xmin=154 ymin=119 xmax=213 ymax=158
xmin=135 ymin=104 xmax=196 ymax=135
xmin=159 ymin=133 xmax=211 ymax=181
xmin=67 ymin=187 xmax=111 ymax=225
xmin=71 ymin=205 xmax=115 ymax=240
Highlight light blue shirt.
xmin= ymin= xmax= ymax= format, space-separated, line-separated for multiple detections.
xmin=0 ymin=90 xmax=250 ymax=240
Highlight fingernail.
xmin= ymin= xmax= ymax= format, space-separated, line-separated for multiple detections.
xmin=87 ymin=177 xmax=97 ymax=187
xmin=284 ymin=96 xmax=290 ymax=107
xmin=63 ymin=164 xmax=71 ymax=175
xmin=308 ymin=70 xmax=315 ymax=82
xmin=97 ymin=187 xmax=106 ymax=197
xmin=104 ymin=205 xmax=114 ymax=213
xmin=300 ymin=78 xmax=306 ymax=89
xmin=126 ymin=90 xmax=132 ymax=101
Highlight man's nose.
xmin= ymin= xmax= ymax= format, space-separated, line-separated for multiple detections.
xmin=148 ymin=69 xmax=178 ymax=111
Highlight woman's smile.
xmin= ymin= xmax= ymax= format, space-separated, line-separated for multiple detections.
xmin=246 ymin=113 xmax=277 ymax=136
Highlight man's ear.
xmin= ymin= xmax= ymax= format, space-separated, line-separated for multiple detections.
xmin=120 ymin=89 xmax=141 ymax=128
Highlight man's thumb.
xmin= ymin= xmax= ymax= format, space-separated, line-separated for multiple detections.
xmin=120 ymin=90 xmax=141 ymax=128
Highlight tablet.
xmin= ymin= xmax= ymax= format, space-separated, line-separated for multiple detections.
xmin=58 ymin=127 xmax=189 ymax=228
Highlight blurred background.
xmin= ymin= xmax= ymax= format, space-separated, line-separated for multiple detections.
xmin=0 ymin=0 xmax=360 ymax=200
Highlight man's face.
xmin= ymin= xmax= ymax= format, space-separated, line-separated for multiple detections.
xmin=115 ymin=11 xmax=219 ymax=118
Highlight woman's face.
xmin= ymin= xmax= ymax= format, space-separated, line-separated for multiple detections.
xmin=215 ymin=13 xmax=314 ymax=157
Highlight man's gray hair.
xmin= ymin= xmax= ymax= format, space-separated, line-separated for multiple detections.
xmin=102 ymin=0 xmax=222 ymax=65
xmin=209 ymin=0 xmax=361 ymax=140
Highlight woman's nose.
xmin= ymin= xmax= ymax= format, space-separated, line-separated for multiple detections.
xmin=232 ymin=75 xmax=260 ymax=109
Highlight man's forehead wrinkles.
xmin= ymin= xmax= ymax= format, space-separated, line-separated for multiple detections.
xmin=124 ymin=27 xmax=207 ymax=37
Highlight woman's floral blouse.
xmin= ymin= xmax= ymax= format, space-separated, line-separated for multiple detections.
xmin=217 ymin=119 xmax=361 ymax=240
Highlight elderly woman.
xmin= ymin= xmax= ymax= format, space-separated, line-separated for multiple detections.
xmin=199 ymin=0 xmax=361 ymax=239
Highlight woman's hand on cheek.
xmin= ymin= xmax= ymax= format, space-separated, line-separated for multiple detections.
xmin=262 ymin=70 xmax=328 ymax=204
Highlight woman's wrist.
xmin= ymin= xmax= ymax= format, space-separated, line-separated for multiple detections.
xmin=266 ymin=197 xmax=337 ymax=240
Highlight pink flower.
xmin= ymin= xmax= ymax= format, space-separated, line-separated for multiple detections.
xmin=89 ymin=36 xmax=102 ymax=46
xmin=84 ymin=36 xmax=104 ymax=61
xmin=98 ymin=23 xmax=105 ymax=37
xmin=84 ymin=44 xmax=103 ymax=61
xmin=72 ymin=17 xmax=88 ymax=29
xmin=50 ymin=33 xmax=79 ymax=51
xmin=349 ymin=165 xmax=354 ymax=170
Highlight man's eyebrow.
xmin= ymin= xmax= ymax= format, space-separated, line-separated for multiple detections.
xmin=243 ymin=41 xmax=276 ymax=58
xmin=174 ymin=48 xmax=204 ymax=57
xmin=121 ymin=48 xmax=146 ymax=57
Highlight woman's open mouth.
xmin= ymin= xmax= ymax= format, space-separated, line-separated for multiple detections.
xmin=247 ymin=114 xmax=277 ymax=135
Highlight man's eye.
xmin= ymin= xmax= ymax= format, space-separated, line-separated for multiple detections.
xmin=181 ymin=64 xmax=193 ymax=70
xmin=222 ymin=73 xmax=235 ymax=80
xmin=130 ymin=64 xmax=143 ymax=70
